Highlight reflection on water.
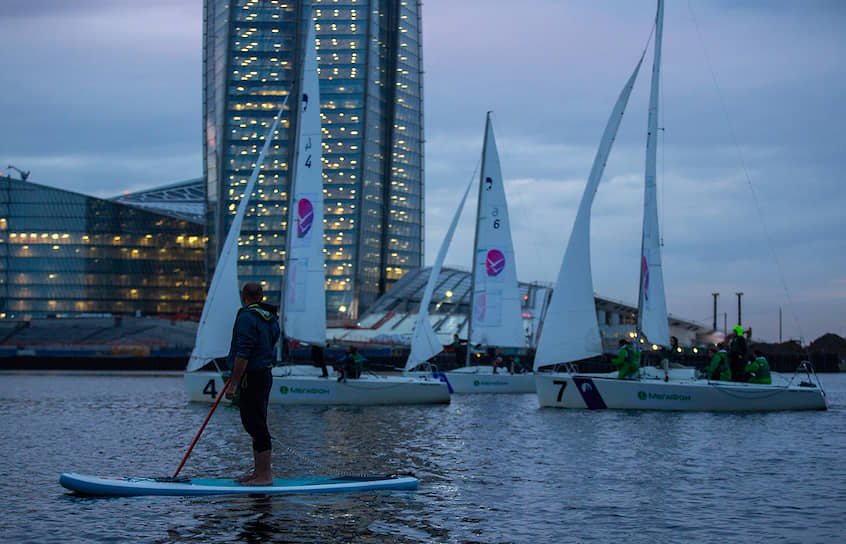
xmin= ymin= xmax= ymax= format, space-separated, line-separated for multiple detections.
xmin=1 ymin=371 xmax=845 ymax=543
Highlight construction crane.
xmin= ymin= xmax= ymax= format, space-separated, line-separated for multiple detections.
xmin=7 ymin=165 xmax=30 ymax=181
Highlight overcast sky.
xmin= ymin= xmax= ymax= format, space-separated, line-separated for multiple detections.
xmin=1 ymin=1 xmax=844 ymax=343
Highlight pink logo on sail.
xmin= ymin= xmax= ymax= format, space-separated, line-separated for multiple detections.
xmin=297 ymin=198 xmax=314 ymax=238
xmin=486 ymin=249 xmax=505 ymax=276
xmin=641 ymin=256 xmax=649 ymax=300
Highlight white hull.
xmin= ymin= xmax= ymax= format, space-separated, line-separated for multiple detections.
xmin=185 ymin=371 xmax=450 ymax=406
xmin=535 ymin=368 xmax=827 ymax=411
xmin=409 ymin=366 xmax=534 ymax=394
xmin=272 ymin=364 xmax=325 ymax=377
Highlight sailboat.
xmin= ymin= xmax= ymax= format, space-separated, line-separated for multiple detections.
xmin=533 ymin=0 xmax=827 ymax=411
xmin=185 ymin=16 xmax=449 ymax=405
xmin=183 ymin=67 xmax=292 ymax=403
xmin=405 ymin=114 xmax=534 ymax=394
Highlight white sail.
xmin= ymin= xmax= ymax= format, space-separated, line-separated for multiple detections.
xmin=405 ymin=176 xmax=476 ymax=372
xmin=468 ymin=113 xmax=525 ymax=348
xmin=284 ymin=15 xmax=326 ymax=346
xmin=534 ymin=57 xmax=645 ymax=370
xmin=638 ymin=0 xmax=670 ymax=347
xmin=186 ymin=96 xmax=292 ymax=372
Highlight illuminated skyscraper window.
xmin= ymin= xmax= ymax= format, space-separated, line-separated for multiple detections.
xmin=0 ymin=175 xmax=205 ymax=319
xmin=203 ymin=0 xmax=424 ymax=320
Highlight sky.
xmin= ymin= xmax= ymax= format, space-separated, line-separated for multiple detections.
xmin=1 ymin=1 xmax=844 ymax=344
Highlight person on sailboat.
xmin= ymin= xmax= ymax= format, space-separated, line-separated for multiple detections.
xmin=728 ymin=326 xmax=749 ymax=382
xmin=224 ymin=282 xmax=281 ymax=486
xmin=611 ymin=339 xmax=640 ymax=379
xmin=450 ymin=334 xmax=467 ymax=366
xmin=336 ymin=345 xmax=365 ymax=381
xmin=509 ymin=355 xmax=526 ymax=374
xmin=311 ymin=344 xmax=329 ymax=377
xmin=490 ymin=348 xmax=508 ymax=374
xmin=668 ymin=336 xmax=682 ymax=359
xmin=703 ymin=343 xmax=731 ymax=382
xmin=744 ymin=350 xmax=772 ymax=385
xmin=657 ymin=335 xmax=681 ymax=371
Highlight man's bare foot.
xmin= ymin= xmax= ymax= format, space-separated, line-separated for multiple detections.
xmin=241 ymin=476 xmax=273 ymax=486
xmin=234 ymin=472 xmax=255 ymax=483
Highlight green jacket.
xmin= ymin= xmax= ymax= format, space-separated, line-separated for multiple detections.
xmin=611 ymin=343 xmax=640 ymax=378
xmin=705 ymin=350 xmax=731 ymax=381
xmin=745 ymin=356 xmax=772 ymax=384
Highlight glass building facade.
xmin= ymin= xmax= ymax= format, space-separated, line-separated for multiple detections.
xmin=0 ymin=175 xmax=206 ymax=319
xmin=204 ymin=0 xmax=424 ymax=320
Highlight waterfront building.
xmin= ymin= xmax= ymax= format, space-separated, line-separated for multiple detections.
xmin=203 ymin=0 xmax=424 ymax=321
xmin=0 ymin=174 xmax=205 ymax=319
xmin=111 ymin=178 xmax=205 ymax=223
xmin=327 ymin=267 xmax=713 ymax=353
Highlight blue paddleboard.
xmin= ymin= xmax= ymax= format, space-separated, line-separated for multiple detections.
xmin=59 ymin=472 xmax=418 ymax=497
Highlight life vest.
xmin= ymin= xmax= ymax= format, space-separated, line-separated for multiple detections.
xmin=745 ymin=356 xmax=771 ymax=384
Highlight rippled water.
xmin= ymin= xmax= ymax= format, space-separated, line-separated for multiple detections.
xmin=1 ymin=371 xmax=844 ymax=543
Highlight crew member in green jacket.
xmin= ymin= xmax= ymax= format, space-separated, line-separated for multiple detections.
xmin=704 ymin=343 xmax=731 ymax=381
xmin=336 ymin=346 xmax=366 ymax=381
xmin=611 ymin=338 xmax=640 ymax=379
xmin=744 ymin=350 xmax=772 ymax=384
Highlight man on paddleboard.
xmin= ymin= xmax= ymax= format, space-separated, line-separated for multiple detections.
xmin=224 ymin=282 xmax=281 ymax=486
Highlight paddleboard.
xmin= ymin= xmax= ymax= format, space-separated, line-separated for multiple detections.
xmin=59 ymin=472 xmax=418 ymax=497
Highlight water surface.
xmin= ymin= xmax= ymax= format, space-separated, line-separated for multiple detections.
xmin=2 ymin=371 xmax=844 ymax=543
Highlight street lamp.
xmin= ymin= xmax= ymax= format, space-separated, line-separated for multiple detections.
xmin=711 ymin=292 xmax=719 ymax=331
xmin=7 ymin=165 xmax=30 ymax=181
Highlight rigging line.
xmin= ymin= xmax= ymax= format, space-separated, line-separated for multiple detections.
xmin=429 ymin=154 xmax=480 ymax=268
xmin=686 ymin=1 xmax=804 ymax=343
xmin=652 ymin=7 xmax=665 ymax=250
xmin=459 ymin=155 xmax=482 ymax=240
xmin=435 ymin=153 xmax=481 ymax=268
xmin=659 ymin=38 xmax=666 ymax=248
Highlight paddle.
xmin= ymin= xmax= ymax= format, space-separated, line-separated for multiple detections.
xmin=172 ymin=376 xmax=232 ymax=479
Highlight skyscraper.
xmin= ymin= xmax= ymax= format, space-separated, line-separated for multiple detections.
xmin=203 ymin=0 xmax=424 ymax=320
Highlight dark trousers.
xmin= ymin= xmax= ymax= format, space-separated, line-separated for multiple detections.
xmin=729 ymin=354 xmax=746 ymax=382
xmin=238 ymin=368 xmax=273 ymax=452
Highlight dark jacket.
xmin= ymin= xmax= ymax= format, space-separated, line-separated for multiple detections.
xmin=729 ymin=335 xmax=747 ymax=357
xmin=226 ymin=302 xmax=281 ymax=372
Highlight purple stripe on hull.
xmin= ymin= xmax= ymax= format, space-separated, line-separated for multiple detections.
xmin=433 ymin=372 xmax=453 ymax=394
xmin=572 ymin=377 xmax=607 ymax=409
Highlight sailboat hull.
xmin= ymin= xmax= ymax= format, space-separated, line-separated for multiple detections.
xmin=408 ymin=366 xmax=535 ymax=394
xmin=185 ymin=371 xmax=450 ymax=405
xmin=535 ymin=371 xmax=827 ymax=411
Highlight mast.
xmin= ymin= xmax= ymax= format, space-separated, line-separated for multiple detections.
xmin=282 ymin=9 xmax=326 ymax=346
xmin=281 ymin=9 xmax=310 ymax=345
xmin=637 ymin=0 xmax=670 ymax=347
xmin=466 ymin=113 xmax=525 ymax=365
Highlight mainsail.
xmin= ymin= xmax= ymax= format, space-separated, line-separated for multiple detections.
xmin=404 ymin=176 xmax=476 ymax=371
xmin=468 ymin=113 xmax=525 ymax=349
xmin=637 ymin=0 xmax=670 ymax=346
xmin=186 ymin=95 xmax=291 ymax=372
xmin=283 ymin=15 xmax=326 ymax=346
xmin=533 ymin=56 xmax=645 ymax=370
